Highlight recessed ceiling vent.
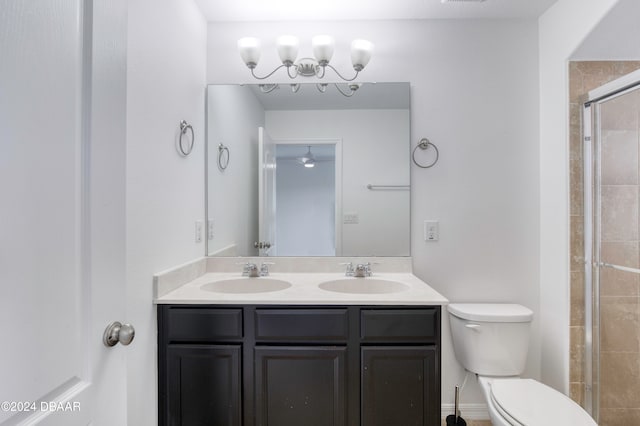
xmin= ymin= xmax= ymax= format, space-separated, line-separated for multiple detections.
xmin=441 ymin=0 xmax=486 ymax=3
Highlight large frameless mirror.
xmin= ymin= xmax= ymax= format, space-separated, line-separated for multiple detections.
xmin=206 ymin=82 xmax=410 ymax=257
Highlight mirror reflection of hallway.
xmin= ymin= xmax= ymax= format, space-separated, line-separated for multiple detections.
xmin=275 ymin=143 xmax=337 ymax=256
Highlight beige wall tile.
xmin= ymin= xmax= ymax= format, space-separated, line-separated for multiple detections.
xmin=571 ymin=215 xmax=585 ymax=271
xmin=601 ymin=185 xmax=639 ymax=242
xmin=600 ymin=242 xmax=640 ymax=296
xmin=600 ymin=92 xmax=640 ymax=132
xmin=600 ymin=351 xmax=640 ymax=409
xmin=570 ymin=381 xmax=585 ymax=406
xmin=571 ymin=326 xmax=585 ymax=383
xmin=600 ymin=296 xmax=640 ymax=352
xmin=571 ymin=270 xmax=585 ymax=326
xmin=601 ymin=130 xmax=639 ymax=185
xmin=599 ymin=408 xmax=640 ymax=426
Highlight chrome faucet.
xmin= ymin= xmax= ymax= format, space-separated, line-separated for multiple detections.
xmin=242 ymin=263 xmax=260 ymax=277
xmin=342 ymin=262 xmax=372 ymax=277
xmin=353 ymin=263 xmax=372 ymax=277
xmin=241 ymin=262 xmax=273 ymax=277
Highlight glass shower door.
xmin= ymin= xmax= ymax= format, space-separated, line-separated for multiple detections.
xmin=585 ymin=84 xmax=640 ymax=426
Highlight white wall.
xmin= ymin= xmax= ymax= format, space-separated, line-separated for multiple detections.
xmin=267 ymin=109 xmax=410 ymax=256
xmin=571 ymin=0 xmax=640 ymax=61
xmin=207 ymin=85 xmax=263 ymax=256
xmin=126 ymin=0 xmax=207 ymax=425
xmin=538 ymin=0 xmax=620 ymax=393
xmin=207 ymin=19 xmax=540 ymax=411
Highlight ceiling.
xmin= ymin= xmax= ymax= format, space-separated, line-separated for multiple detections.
xmin=194 ymin=0 xmax=558 ymax=22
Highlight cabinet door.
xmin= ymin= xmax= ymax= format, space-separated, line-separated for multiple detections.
xmin=255 ymin=346 xmax=347 ymax=426
xmin=362 ymin=346 xmax=439 ymax=426
xmin=165 ymin=345 xmax=241 ymax=426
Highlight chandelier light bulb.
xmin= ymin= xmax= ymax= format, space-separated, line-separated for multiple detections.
xmin=276 ymin=35 xmax=299 ymax=66
xmin=312 ymin=35 xmax=335 ymax=66
xmin=350 ymin=39 xmax=374 ymax=71
xmin=237 ymin=37 xmax=262 ymax=68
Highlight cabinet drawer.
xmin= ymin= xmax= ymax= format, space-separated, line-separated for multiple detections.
xmin=361 ymin=308 xmax=439 ymax=343
xmin=255 ymin=309 xmax=349 ymax=342
xmin=166 ymin=307 xmax=243 ymax=341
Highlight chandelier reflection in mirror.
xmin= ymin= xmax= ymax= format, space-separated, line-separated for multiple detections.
xmin=257 ymin=82 xmax=362 ymax=97
xmin=237 ymin=35 xmax=374 ymax=97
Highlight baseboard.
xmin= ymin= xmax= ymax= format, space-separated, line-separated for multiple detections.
xmin=441 ymin=403 xmax=489 ymax=420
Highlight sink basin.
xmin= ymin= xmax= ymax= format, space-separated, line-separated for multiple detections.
xmin=201 ymin=278 xmax=292 ymax=294
xmin=318 ymin=278 xmax=410 ymax=294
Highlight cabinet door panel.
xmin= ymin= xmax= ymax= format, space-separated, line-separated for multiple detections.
xmin=166 ymin=345 xmax=241 ymax=426
xmin=362 ymin=346 xmax=439 ymax=426
xmin=255 ymin=346 xmax=347 ymax=426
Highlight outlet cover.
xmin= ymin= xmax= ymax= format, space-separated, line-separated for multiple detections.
xmin=424 ymin=220 xmax=439 ymax=241
xmin=343 ymin=212 xmax=359 ymax=224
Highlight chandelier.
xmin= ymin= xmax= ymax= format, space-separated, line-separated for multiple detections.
xmin=237 ymin=35 xmax=374 ymax=82
xmin=257 ymin=82 xmax=363 ymax=97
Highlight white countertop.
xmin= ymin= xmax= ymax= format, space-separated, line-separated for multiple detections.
xmin=154 ymin=271 xmax=448 ymax=305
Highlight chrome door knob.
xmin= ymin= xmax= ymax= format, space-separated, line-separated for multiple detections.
xmin=254 ymin=241 xmax=272 ymax=249
xmin=103 ymin=321 xmax=135 ymax=347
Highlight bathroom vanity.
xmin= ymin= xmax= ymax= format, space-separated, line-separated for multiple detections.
xmin=155 ymin=258 xmax=447 ymax=426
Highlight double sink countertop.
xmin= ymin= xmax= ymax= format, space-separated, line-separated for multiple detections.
xmin=154 ymin=257 xmax=448 ymax=306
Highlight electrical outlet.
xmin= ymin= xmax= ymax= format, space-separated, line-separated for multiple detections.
xmin=424 ymin=220 xmax=439 ymax=241
xmin=195 ymin=221 xmax=203 ymax=243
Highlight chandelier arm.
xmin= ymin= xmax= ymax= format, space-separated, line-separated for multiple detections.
xmin=250 ymin=64 xmax=287 ymax=80
xmin=259 ymin=84 xmax=279 ymax=93
xmin=286 ymin=66 xmax=299 ymax=79
xmin=324 ymin=64 xmax=359 ymax=82
xmin=334 ymin=84 xmax=356 ymax=97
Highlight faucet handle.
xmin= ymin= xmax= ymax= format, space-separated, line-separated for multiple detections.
xmin=260 ymin=262 xmax=274 ymax=276
xmin=339 ymin=262 xmax=355 ymax=276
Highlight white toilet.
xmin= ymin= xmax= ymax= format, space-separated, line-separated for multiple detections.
xmin=448 ymin=303 xmax=597 ymax=426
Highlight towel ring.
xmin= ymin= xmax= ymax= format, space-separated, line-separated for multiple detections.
xmin=218 ymin=143 xmax=230 ymax=170
xmin=412 ymin=137 xmax=439 ymax=168
xmin=178 ymin=120 xmax=195 ymax=156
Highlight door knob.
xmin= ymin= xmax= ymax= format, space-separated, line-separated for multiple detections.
xmin=254 ymin=241 xmax=272 ymax=249
xmin=103 ymin=321 xmax=135 ymax=347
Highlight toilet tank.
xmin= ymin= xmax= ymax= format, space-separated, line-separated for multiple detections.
xmin=448 ymin=304 xmax=533 ymax=376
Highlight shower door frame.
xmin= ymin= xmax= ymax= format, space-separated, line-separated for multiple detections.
xmin=583 ymin=68 xmax=640 ymax=422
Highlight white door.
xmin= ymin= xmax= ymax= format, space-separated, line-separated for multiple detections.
xmin=258 ymin=127 xmax=276 ymax=256
xmin=0 ymin=1 xmax=128 ymax=425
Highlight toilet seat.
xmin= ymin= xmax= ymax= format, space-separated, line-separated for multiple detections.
xmin=490 ymin=378 xmax=597 ymax=426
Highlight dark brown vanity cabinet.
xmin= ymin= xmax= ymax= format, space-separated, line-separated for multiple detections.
xmin=158 ymin=305 xmax=440 ymax=426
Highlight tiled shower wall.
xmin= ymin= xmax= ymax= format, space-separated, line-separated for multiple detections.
xmin=569 ymin=61 xmax=640 ymax=426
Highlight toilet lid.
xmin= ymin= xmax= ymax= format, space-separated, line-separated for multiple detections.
xmin=448 ymin=303 xmax=533 ymax=322
xmin=490 ymin=379 xmax=597 ymax=426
